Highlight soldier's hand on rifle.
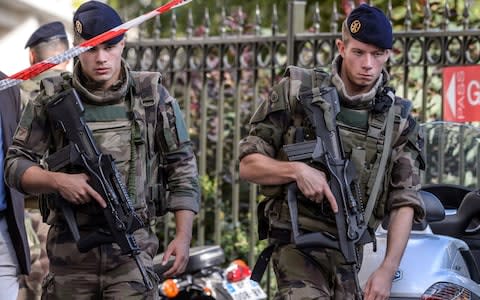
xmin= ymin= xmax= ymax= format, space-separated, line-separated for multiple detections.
xmin=53 ymin=172 xmax=107 ymax=208
xmin=294 ymin=162 xmax=338 ymax=213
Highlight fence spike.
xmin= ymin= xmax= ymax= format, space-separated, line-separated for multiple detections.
xmin=138 ymin=8 xmax=145 ymax=41
xmin=387 ymin=0 xmax=393 ymax=26
xmin=204 ymin=7 xmax=210 ymax=37
xmin=331 ymin=1 xmax=339 ymax=33
xmin=272 ymin=4 xmax=278 ymax=36
xmin=405 ymin=0 xmax=412 ymax=31
xmin=441 ymin=0 xmax=450 ymax=30
xmin=424 ymin=0 xmax=431 ymax=30
xmin=463 ymin=0 xmax=471 ymax=29
xmin=221 ymin=6 xmax=227 ymax=37
xmin=154 ymin=14 xmax=161 ymax=40
xmin=238 ymin=6 xmax=245 ymax=36
xmin=314 ymin=3 xmax=320 ymax=33
xmin=255 ymin=3 xmax=261 ymax=36
xmin=187 ymin=7 xmax=193 ymax=38
xmin=171 ymin=10 xmax=177 ymax=38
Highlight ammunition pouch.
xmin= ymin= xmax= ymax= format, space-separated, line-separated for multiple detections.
xmin=148 ymin=183 xmax=169 ymax=218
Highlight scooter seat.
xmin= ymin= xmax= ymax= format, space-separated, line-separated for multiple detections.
xmin=153 ymin=245 xmax=226 ymax=277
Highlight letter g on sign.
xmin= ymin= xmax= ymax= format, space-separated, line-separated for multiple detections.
xmin=467 ymin=80 xmax=480 ymax=106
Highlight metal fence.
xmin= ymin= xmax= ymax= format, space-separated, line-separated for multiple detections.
xmin=123 ymin=0 xmax=480 ymax=273
xmin=422 ymin=121 xmax=480 ymax=188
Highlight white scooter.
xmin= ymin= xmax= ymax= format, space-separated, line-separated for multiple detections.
xmin=359 ymin=184 xmax=480 ymax=299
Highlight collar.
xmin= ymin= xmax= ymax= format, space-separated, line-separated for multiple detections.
xmin=330 ymin=55 xmax=390 ymax=110
xmin=72 ymin=59 xmax=130 ymax=105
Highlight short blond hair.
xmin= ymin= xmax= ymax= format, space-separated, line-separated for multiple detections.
xmin=341 ymin=20 xmax=351 ymax=45
xmin=31 ymin=38 xmax=69 ymax=63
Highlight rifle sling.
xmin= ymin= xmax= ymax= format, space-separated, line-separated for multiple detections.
xmin=251 ymin=244 xmax=275 ymax=283
xmin=251 ymin=228 xmax=290 ymax=283
xmin=363 ymin=91 xmax=395 ymax=225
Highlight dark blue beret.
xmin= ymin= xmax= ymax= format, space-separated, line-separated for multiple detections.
xmin=347 ymin=4 xmax=392 ymax=49
xmin=73 ymin=1 xmax=124 ymax=45
xmin=25 ymin=21 xmax=68 ymax=49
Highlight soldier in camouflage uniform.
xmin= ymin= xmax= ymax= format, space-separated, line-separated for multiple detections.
xmin=18 ymin=21 xmax=70 ymax=300
xmin=239 ymin=4 xmax=425 ymax=300
xmin=5 ymin=2 xmax=200 ymax=299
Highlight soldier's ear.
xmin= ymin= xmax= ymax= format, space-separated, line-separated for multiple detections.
xmin=28 ymin=50 xmax=35 ymax=66
xmin=384 ymin=49 xmax=392 ymax=62
xmin=117 ymin=38 xmax=125 ymax=50
xmin=335 ymin=39 xmax=345 ymax=57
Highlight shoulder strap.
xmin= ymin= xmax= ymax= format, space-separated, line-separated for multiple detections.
xmin=364 ymin=89 xmax=396 ymax=226
xmin=283 ymin=66 xmax=331 ymax=127
xmin=130 ymin=71 xmax=161 ymax=159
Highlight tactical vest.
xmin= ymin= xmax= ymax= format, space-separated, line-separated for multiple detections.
xmin=261 ymin=66 xmax=410 ymax=237
xmin=39 ymin=71 xmax=168 ymax=225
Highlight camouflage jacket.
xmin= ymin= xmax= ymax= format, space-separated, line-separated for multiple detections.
xmin=20 ymin=69 xmax=66 ymax=111
xmin=5 ymin=61 xmax=200 ymax=224
xmin=239 ymin=56 xmax=425 ymax=232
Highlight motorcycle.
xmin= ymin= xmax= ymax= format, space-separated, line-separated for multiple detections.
xmin=359 ymin=121 xmax=480 ymax=300
xmin=153 ymin=245 xmax=267 ymax=300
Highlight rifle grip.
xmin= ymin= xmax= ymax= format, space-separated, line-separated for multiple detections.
xmin=287 ymin=183 xmax=301 ymax=243
xmin=77 ymin=231 xmax=115 ymax=253
xmin=287 ymin=183 xmax=342 ymax=253
xmin=57 ymin=199 xmax=81 ymax=242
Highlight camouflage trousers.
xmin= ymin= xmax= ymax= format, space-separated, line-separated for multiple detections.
xmin=18 ymin=209 xmax=50 ymax=300
xmin=271 ymin=244 xmax=360 ymax=300
xmin=41 ymin=224 xmax=159 ymax=300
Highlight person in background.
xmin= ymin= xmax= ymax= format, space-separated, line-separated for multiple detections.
xmin=18 ymin=21 xmax=71 ymax=300
xmin=0 ymin=70 xmax=31 ymax=300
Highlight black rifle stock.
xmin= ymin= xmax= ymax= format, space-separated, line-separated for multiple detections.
xmin=283 ymin=87 xmax=367 ymax=298
xmin=45 ymin=89 xmax=153 ymax=290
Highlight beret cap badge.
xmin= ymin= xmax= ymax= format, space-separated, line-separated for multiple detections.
xmin=350 ymin=20 xmax=361 ymax=34
xmin=346 ymin=4 xmax=393 ymax=49
xmin=75 ymin=20 xmax=83 ymax=34
xmin=73 ymin=1 xmax=124 ymax=45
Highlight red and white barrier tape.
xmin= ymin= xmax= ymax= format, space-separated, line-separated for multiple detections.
xmin=0 ymin=0 xmax=191 ymax=91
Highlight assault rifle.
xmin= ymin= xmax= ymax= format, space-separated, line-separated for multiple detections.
xmin=283 ymin=87 xmax=368 ymax=299
xmin=44 ymin=89 xmax=153 ymax=290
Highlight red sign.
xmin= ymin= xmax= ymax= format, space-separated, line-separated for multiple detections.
xmin=443 ymin=65 xmax=480 ymax=122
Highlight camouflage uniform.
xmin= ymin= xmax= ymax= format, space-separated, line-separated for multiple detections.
xmin=18 ymin=69 xmax=64 ymax=300
xmin=5 ymin=60 xmax=200 ymax=300
xmin=18 ymin=210 xmax=49 ymax=300
xmin=239 ymin=56 xmax=425 ymax=299
xmin=20 ymin=69 xmax=65 ymax=111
